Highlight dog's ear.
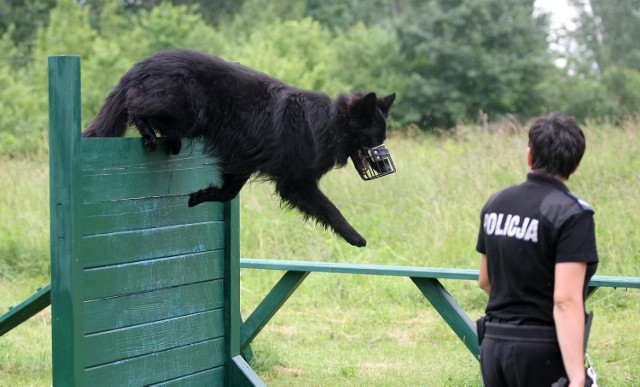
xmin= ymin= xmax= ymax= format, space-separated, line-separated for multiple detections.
xmin=380 ymin=93 xmax=396 ymax=114
xmin=352 ymin=92 xmax=377 ymax=118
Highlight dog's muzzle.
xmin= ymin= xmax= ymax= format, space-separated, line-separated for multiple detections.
xmin=353 ymin=144 xmax=396 ymax=181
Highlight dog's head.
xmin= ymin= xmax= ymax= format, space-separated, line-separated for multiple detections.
xmin=348 ymin=92 xmax=396 ymax=180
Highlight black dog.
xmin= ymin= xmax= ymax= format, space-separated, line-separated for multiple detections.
xmin=83 ymin=49 xmax=396 ymax=247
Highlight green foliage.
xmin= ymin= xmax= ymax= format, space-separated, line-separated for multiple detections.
xmin=333 ymin=23 xmax=406 ymax=98
xmin=231 ymin=17 xmax=343 ymax=93
xmin=396 ymin=0 xmax=551 ymax=128
xmin=0 ymin=0 xmax=57 ymax=48
xmin=568 ymin=0 xmax=640 ymax=74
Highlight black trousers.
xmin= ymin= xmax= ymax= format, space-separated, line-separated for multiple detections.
xmin=480 ymin=337 xmax=567 ymax=387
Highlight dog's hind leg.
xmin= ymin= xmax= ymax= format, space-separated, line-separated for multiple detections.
xmin=276 ymin=180 xmax=367 ymax=247
xmin=131 ymin=117 xmax=158 ymax=151
xmin=165 ymin=137 xmax=182 ymax=155
xmin=188 ymin=173 xmax=250 ymax=206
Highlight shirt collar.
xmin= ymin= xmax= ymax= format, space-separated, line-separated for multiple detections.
xmin=526 ymin=172 xmax=568 ymax=192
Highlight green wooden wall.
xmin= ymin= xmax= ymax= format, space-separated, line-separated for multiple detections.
xmin=48 ymin=56 xmax=256 ymax=386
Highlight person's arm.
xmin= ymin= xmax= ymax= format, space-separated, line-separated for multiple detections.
xmin=479 ymin=254 xmax=491 ymax=294
xmin=554 ymin=262 xmax=587 ymax=387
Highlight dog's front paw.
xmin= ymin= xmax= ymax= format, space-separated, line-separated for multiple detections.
xmin=143 ymin=135 xmax=158 ymax=151
xmin=188 ymin=192 xmax=203 ymax=207
xmin=346 ymin=233 xmax=367 ymax=248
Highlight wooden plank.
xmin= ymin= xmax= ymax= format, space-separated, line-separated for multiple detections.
xmin=83 ymin=280 xmax=224 ymax=334
xmin=589 ymin=275 xmax=640 ymax=288
xmin=149 ymin=367 xmax=225 ymax=386
xmin=49 ymin=55 xmax=85 ymax=386
xmin=240 ymin=259 xmax=640 ymax=289
xmin=240 ymin=271 xmax=309 ymax=352
xmin=81 ymin=196 xmax=224 ymax=236
xmin=230 ymin=355 xmax=266 ymax=387
xmin=83 ymin=309 xmax=225 ymax=367
xmin=80 ymin=139 xmax=220 ymax=204
xmin=81 ymin=167 xmax=218 ymax=203
xmin=84 ymin=337 xmax=226 ymax=386
xmin=411 ymin=277 xmax=479 ymax=359
xmin=224 ymin=197 xmax=242 ymax=363
xmin=240 ymin=258 xmax=479 ymax=280
xmin=81 ymin=138 xmax=215 ymax=171
xmin=80 ymin=221 xmax=225 ymax=268
xmin=0 ymin=284 xmax=51 ymax=337
xmin=82 ymin=249 xmax=224 ymax=300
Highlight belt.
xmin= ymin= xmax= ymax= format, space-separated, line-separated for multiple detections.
xmin=484 ymin=322 xmax=558 ymax=343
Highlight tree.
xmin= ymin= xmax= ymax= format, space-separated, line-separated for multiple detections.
xmin=395 ymin=0 xmax=551 ymax=128
xmin=567 ymin=0 xmax=640 ymax=74
xmin=0 ymin=0 xmax=57 ymax=45
xmin=556 ymin=0 xmax=640 ymax=120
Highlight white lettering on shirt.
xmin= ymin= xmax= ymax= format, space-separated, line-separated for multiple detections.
xmin=483 ymin=213 xmax=539 ymax=243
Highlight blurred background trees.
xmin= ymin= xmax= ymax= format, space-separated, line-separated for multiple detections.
xmin=0 ymin=0 xmax=639 ymax=156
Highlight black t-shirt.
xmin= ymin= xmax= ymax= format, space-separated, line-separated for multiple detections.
xmin=476 ymin=173 xmax=599 ymax=325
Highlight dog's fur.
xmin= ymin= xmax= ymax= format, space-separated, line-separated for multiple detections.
xmin=83 ymin=49 xmax=396 ymax=247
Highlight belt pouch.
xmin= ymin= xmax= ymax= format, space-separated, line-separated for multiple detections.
xmin=476 ymin=316 xmax=487 ymax=345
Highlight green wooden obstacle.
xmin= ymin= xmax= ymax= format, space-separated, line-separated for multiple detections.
xmin=238 ymin=258 xmax=640 ymax=360
xmin=0 ymin=56 xmax=264 ymax=386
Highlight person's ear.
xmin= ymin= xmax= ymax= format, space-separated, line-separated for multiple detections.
xmin=527 ymin=147 xmax=533 ymax=168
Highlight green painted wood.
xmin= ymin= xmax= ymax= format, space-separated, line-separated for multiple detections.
xmin=586 ymin=286 xmax=599 ymax=300
xmin=149 ymin=367 xmax=225 ymax=386
xmin=240 ymin=259 xmax=640 ymax=289
xmin=224 ymin=197 xmax=243 ymax=380
xmin=84 ymin=309 xmax=225 ymax=367
xmin=589 ymin=275 xmax=640 ymax=288
xmin=240 ymin=270 xmax=309 ymax=352
xmin=411 ymin=277 xmax=480 ymax=359
xmin=240 ymin=258 xmax=479 ymax=280
xmin=0 ymin=284 xmax=51 ymax=337
xmin=82 ymin=250 xmax=224 ymax=300
xmin=80 ymin=221 xmax=225 ymax=268
xmin=81 ymin=139 xmax=219 ymax=204
xmin=81 ymin=138 xmax=217 ymax=173
xmin=84 ymin=280 xmax=224 ymax=334
xmin=43 ymin=56 xmax=262 ymax=386
xmin=239 ymin=258 xmax=639 ymax=362
xmin=81 ymin=169 xmax=217 ymax=203
xmin=231 ymin=355 xmax=267 ymax=387
xmin=81 ymin=196 xmax=224 ymax=236
xmin=84 ymin=338 xmax=226 ymax=386
xmin=49 ymin=55 xmax=84 ymax=386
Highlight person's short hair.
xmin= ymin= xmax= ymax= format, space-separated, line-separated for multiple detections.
xmin=528 ymin=112 xmax=585 ymax=179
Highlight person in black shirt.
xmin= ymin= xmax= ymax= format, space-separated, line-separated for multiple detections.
xmin=476 ymin=113 xmax=599 ymax=387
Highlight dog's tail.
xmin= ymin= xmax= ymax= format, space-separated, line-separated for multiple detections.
xmin=82 ymin=85 xmax=129 ymax=138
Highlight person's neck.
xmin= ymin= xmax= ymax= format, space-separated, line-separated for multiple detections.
xmin=530 ymin=169 xmax=568 ymax=184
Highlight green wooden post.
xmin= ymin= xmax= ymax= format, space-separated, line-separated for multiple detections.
xmin=225 ymin=197 xmax=266 ymax=386
xmin=411 ymin=277 xmax=480 ymax=359
xmin=0 ymin=284 xmax=51 ymax=337
xmin=240 ymin=270 xmax=310 ymax=352
xmin=48 ymin=55 xmax=83 ymax=385
xmin=225 ymin=197 xmax=242 ymax=363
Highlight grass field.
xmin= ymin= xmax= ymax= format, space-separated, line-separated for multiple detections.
xmin=1 ymin=122 xmax=639 ymax=385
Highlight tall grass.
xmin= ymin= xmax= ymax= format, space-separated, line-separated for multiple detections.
xmin=0 ymin=157 xmax=50 ymax=280
xmin=1 ymin=123 xmax=639 ymax=385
